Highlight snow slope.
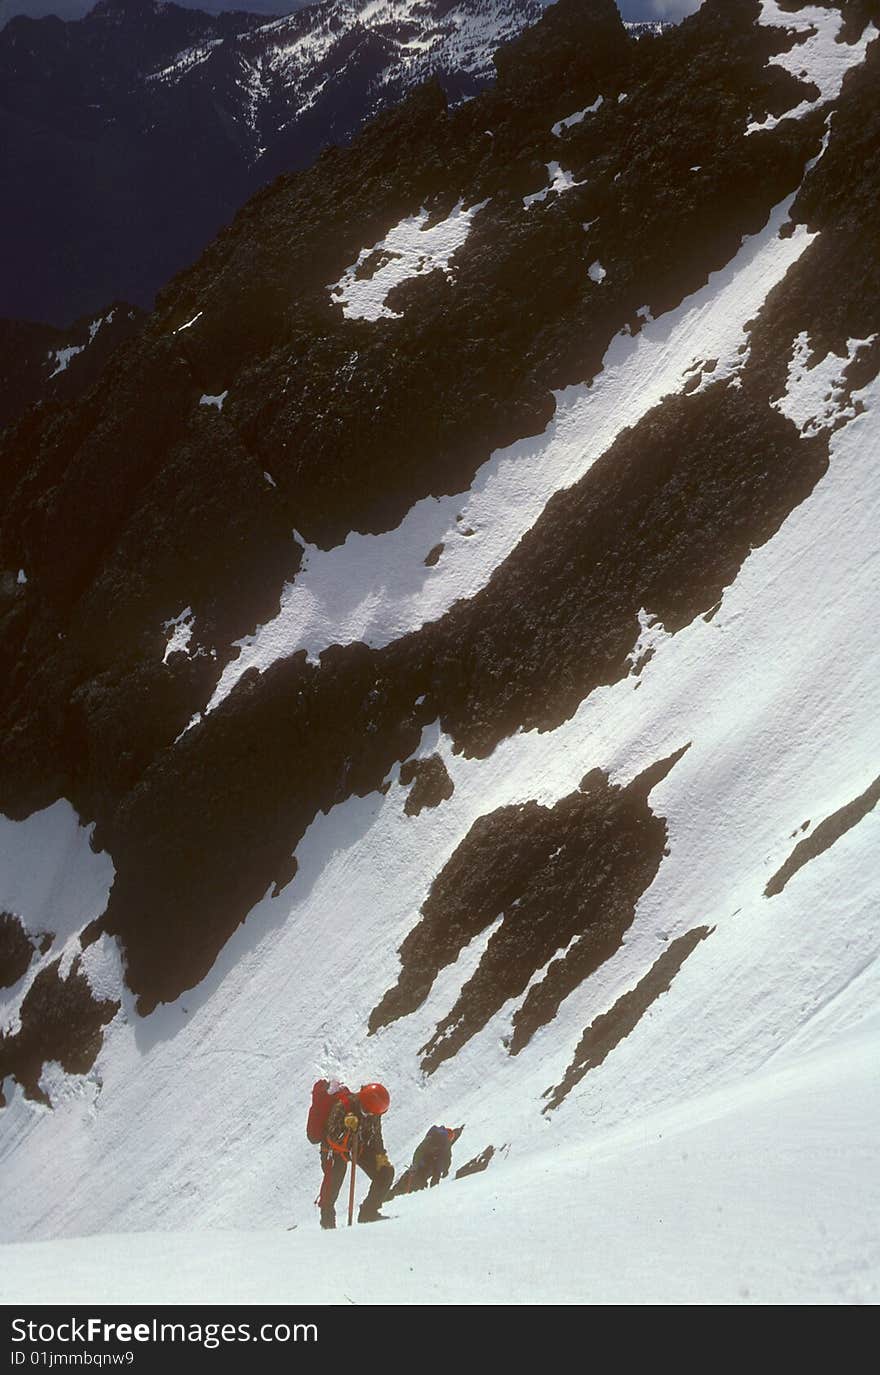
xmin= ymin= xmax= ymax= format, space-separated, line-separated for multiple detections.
xmin=3 ymin=1023 xmax=877 ymax=1305
xmin=3 ymin=252 xmax=879 ymax=1301
xmin=1 ymin=0 xmax=878 ymax=1307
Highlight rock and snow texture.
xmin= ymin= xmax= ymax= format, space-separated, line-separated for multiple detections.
xmin=552 ymin=95 xmax=603 ymax=136
xmin=522 ymin=160 xmax=584 ymax=207
xmin=1 ymin=0 xmax=879 ymax=1305
xmin=329 ymin=200 xmax=490 ymax=321
xmin=747 ymin=0 xmax=879 ymax=133
xmin=205 ymin=191 xmax=817 ymax=706
xmin=0 ymin=303 xmax=144 ymax=431
xmin=773 ymin=331 xmax=877 ymax=434
xmin=0 ymin=0 xmax=552 ymax=323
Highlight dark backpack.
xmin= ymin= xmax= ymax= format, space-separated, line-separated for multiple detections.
xmin=306 ymin=1079 xmax=350 ymax=1144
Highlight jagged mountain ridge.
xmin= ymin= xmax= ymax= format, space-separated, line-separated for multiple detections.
xmin=0 ymin=0 xmax=878 ymax=1295
xmin=0 ymin=304 xmax=146 ymax=432
xmin=0 ymin=0 xmax=555 ymax=323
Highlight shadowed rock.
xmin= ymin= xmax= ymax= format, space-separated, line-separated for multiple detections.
xmin=0 ymin=911 xmax=34 ymax=989
xmin=400 ymin=755 xmax=455 ymax=816
xmin=371 ymin=747 xmax=688 ymax=1070
xmin=765 ymin=774 xmax=880 ymax=897
xmin=544 ymin=924 xmax=712 ymax=1110
xmin=0 ymin=956 xmax=119 ymax=1105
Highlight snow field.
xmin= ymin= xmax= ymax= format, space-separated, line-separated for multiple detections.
xmin=1 ymin=2 xmax=879 ymax=1302
xmin=2 ymin=1024 xmax=876 ymax=1303
xmin=2 ymin=361 xmax=878 ymax=1281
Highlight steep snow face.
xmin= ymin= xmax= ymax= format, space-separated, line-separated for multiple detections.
xmin=1 ymin=0 xmax=878 ymax=1306
xmin=3 ymin=366 xmax=879 ymax=1283
xmin=2 ymin=1025 xmax=876 ymax=1304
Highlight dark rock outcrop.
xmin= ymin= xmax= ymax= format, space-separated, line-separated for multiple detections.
xmin=0 ymin=955 xmax=119 ymax=1105
xmin=0 ymin=911 xmax=34 ymax=989
xmin=544 ymin=924 xmax=712 ymax=1110
xmin=400 ymin=755 xmax=454 ymax=816
xmin=371 ymin=749 xmax=687 ymax=1068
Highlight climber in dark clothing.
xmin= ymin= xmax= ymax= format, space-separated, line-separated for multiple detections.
xmin=409 ymin=1125 xmax=463 ymax=1190
xmin=319 ymin=1082 xmax=394 ymax=1228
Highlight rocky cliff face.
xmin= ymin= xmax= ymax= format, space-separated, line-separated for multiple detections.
xmin=0 ymin=0 xmax=552 ymax=323
xmin=0 ymin=304 xmax=146 ymax=431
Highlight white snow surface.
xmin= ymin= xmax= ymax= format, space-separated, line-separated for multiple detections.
xmin=747 ymin=0 xmax=878 ymax=134
xmin=162 ymin=607 xmax=195 ymax=663
xmin=199 ymin=390 xmax=228 ymax=411
xmin=522 ymin=161 xmax=583 ymax=208
xmin=588 ymin=259 xmax=607 ymax=283
xmin=328 ymin=199 xmax=489 ymax=321
xmin=3 ymin=1027 xmax=876 ymax=1305
xmin=551 ymin=95 xmax=603 ymax=137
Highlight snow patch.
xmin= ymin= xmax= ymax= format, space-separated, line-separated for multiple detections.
xmin=773 ymin=332 xmax=877 ymax=435
xmin=162 ymin=607 xmax=194 ymax=664
xmin=47 ymin=311 xmax=116 ymax=378
xmin=329 ymin=199 xmax=489 ymax=322
xmin=523 ymin=162 xmax=583 ymax=209
xmin=627 ymin=608 xmax=669 ymax=675
xmin=551 ymin=96 xmax=603 ymax=137
xmin=0 ymin=802 xmax=115 ymax=1037
xmin=199 ymin=391 xmax=228 ymax=411
xmin=588 ymin=260 xmax=607 ymax=284
xmin=173 ymin=311 xmax=203 ymax=335
xmin=47 ymin=345 xmax=84 ymax=379
xmin=747 ymin=1 xmax=878 ymax=134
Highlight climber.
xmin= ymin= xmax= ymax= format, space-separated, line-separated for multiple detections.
xmin=408 ymin=1124 xmax=463 ymax=1190
xmin=319 ymin=1082 xmax=394 ymax=1228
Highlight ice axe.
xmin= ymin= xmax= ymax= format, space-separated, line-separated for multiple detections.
xmin=347 ymin=1126 xmax=359 ymax=1226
